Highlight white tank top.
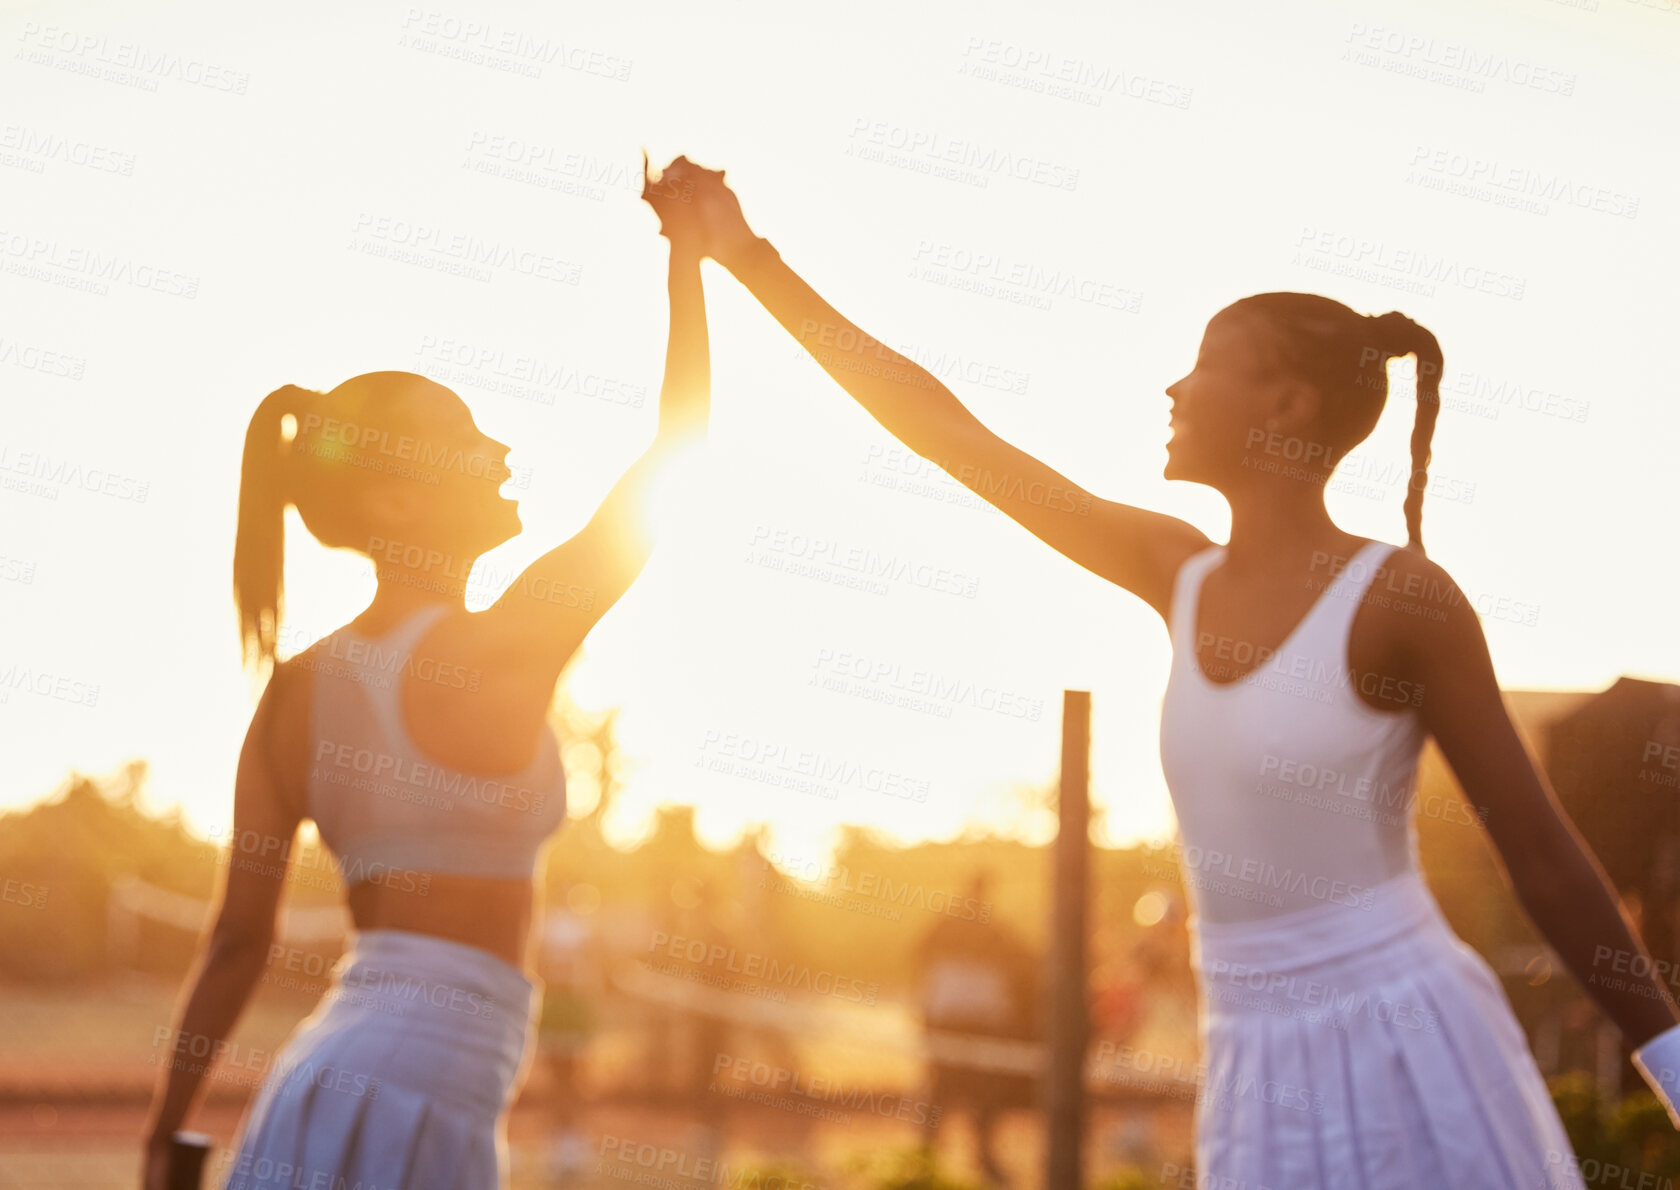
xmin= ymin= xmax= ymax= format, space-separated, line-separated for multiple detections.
xmin=1158 ymin=539 xmax=1428 ymax=924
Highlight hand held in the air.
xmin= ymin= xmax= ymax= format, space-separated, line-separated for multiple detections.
xmin=642 ymin=152 xmax=711 ymax=256
xmin=681 ymin=166 xmax=763 ymax=270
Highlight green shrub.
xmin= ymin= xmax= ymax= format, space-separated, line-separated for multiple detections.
xmin=1549 ymin=1070 xmax=1680 ymax=1181
xmin=844 ymin=1147 xmax=985 ymax=1190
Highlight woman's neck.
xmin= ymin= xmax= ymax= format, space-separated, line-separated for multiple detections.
xmin=351 ymin=589 xmax=464 ymax=637
xmin=1223 ymin=483 xmax=1359 ymax=576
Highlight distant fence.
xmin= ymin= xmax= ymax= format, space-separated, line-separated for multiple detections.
xmin=104 ymin=876 xmax=351 ymax=968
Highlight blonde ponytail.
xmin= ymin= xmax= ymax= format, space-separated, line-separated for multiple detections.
xmin=233 ymin=385 xmax=316 ymax=675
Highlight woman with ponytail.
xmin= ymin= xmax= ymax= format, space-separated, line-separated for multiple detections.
xmin=676 ymin=170 xmax=1680 ymax=1187
xmin=140 ymin=157 xmax=716 ymax=1190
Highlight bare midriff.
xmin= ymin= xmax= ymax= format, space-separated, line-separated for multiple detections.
xmin=346 ymin=873 xmax=536 ymax=972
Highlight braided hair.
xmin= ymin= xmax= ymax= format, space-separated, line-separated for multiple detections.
xmin=1223 ymin=293 xmax=1443 ymax=552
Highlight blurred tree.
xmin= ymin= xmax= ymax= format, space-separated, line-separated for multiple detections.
xmin=0 ymin=761 xmax=219 ymax=980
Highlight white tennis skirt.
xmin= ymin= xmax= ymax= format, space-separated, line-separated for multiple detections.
xmin=1189 ymin=868 xmax=1585 ymax=1189
xmin=221 ymin=929 xmax=542 ymax=1190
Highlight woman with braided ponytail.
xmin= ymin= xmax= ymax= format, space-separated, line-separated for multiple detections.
xmin=677 ymin=168 xmax=1680 ymax=1187
xmin=140 ymin=157 xmax=718 ymax=1190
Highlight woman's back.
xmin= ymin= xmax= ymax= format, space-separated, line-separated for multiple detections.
xmin=1159 ymin=538 xmax=1428 ymax=924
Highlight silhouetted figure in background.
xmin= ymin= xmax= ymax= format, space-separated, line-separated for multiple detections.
xmin=537 ymin=886 xmax=604 ymax=1182
xmin=914 ymin=872 xmax=1035 ymax=1188
xmin=1091 ymin=892 xmax=1190 ymax=1167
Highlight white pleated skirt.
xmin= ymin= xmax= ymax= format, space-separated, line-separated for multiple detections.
xmin=221 ymin=930 xmax=541 ymax=1190
xmin=1189 ymin=869 xmax=1585 ymax=1190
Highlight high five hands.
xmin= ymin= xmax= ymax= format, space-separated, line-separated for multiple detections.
xmin=640 ymin=153 xmax=758 ymax=265
xmin=641 ymin=152 xmax=712 ymax=255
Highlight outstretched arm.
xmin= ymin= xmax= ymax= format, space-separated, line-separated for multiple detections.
xmin=1400 ymin=554 xmax=1680 ymax=1092
xmin=692 ymin=172 xmax=1208 ymax=620
xmin=483 ymin=158 xmax=711 ymax=682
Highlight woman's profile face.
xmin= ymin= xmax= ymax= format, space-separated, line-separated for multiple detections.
xmin=1162 ymin=311 xmax=1285 ymax=487
xmin=323 ymin=372 xmax=523 ymax=557
xmin=415 ymin=383 xmax=523 ymax=550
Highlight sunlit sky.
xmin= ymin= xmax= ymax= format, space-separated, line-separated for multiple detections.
xmin=4 ymin=0 xmax=1676 ymax=864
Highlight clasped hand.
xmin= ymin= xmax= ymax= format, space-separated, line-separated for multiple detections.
xmin=641 ymin=152 xmax=756 ymax=263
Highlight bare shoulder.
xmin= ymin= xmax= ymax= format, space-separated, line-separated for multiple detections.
xmin=1370 ymin=545 xmax=1466 ymax=607
xmin=406 ymin=608 xmax=559 ymax=769
xmin=257 ymin=653 xmax=314 ymax=819
xmin=438 ymin=601 xmax=561 ymax=674
xmin=1360 ymin=545 xmax=1485 ymax=661
xmin=1133 ymin=515 xmax=1218 ymax=625
xmin=255 ymin=652 xmax=304 ymax=727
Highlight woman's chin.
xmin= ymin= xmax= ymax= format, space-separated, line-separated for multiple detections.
xmin=1163 ymin=453 xmax=1216 ymax=486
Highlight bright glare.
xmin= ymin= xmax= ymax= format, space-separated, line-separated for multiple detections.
xmin=4 ymin=0 xmax=1675 ymax=868
xmin=1133 ymin=890 xmax=1171 ymax=928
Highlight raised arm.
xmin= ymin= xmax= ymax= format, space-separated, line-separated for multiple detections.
xmin=689 ymin=170 xmax=1209 ymax=620
xmin=141 ymin=665 xmax=304 ymax=1186
xmin=1396 ymin=552 xmax=1680 ymax=1105
xmin=481 ymin=156 xmax=711 ymax=683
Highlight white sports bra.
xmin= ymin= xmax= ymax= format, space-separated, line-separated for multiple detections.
xmin=1158 ymin=539 xmax=1428 ymax=924
xmin=304 ymin=604 xmax=568 ymax=882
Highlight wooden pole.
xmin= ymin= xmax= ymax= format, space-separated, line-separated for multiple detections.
xmin=1046 ymin=689 xmax=1091 ymax=1190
